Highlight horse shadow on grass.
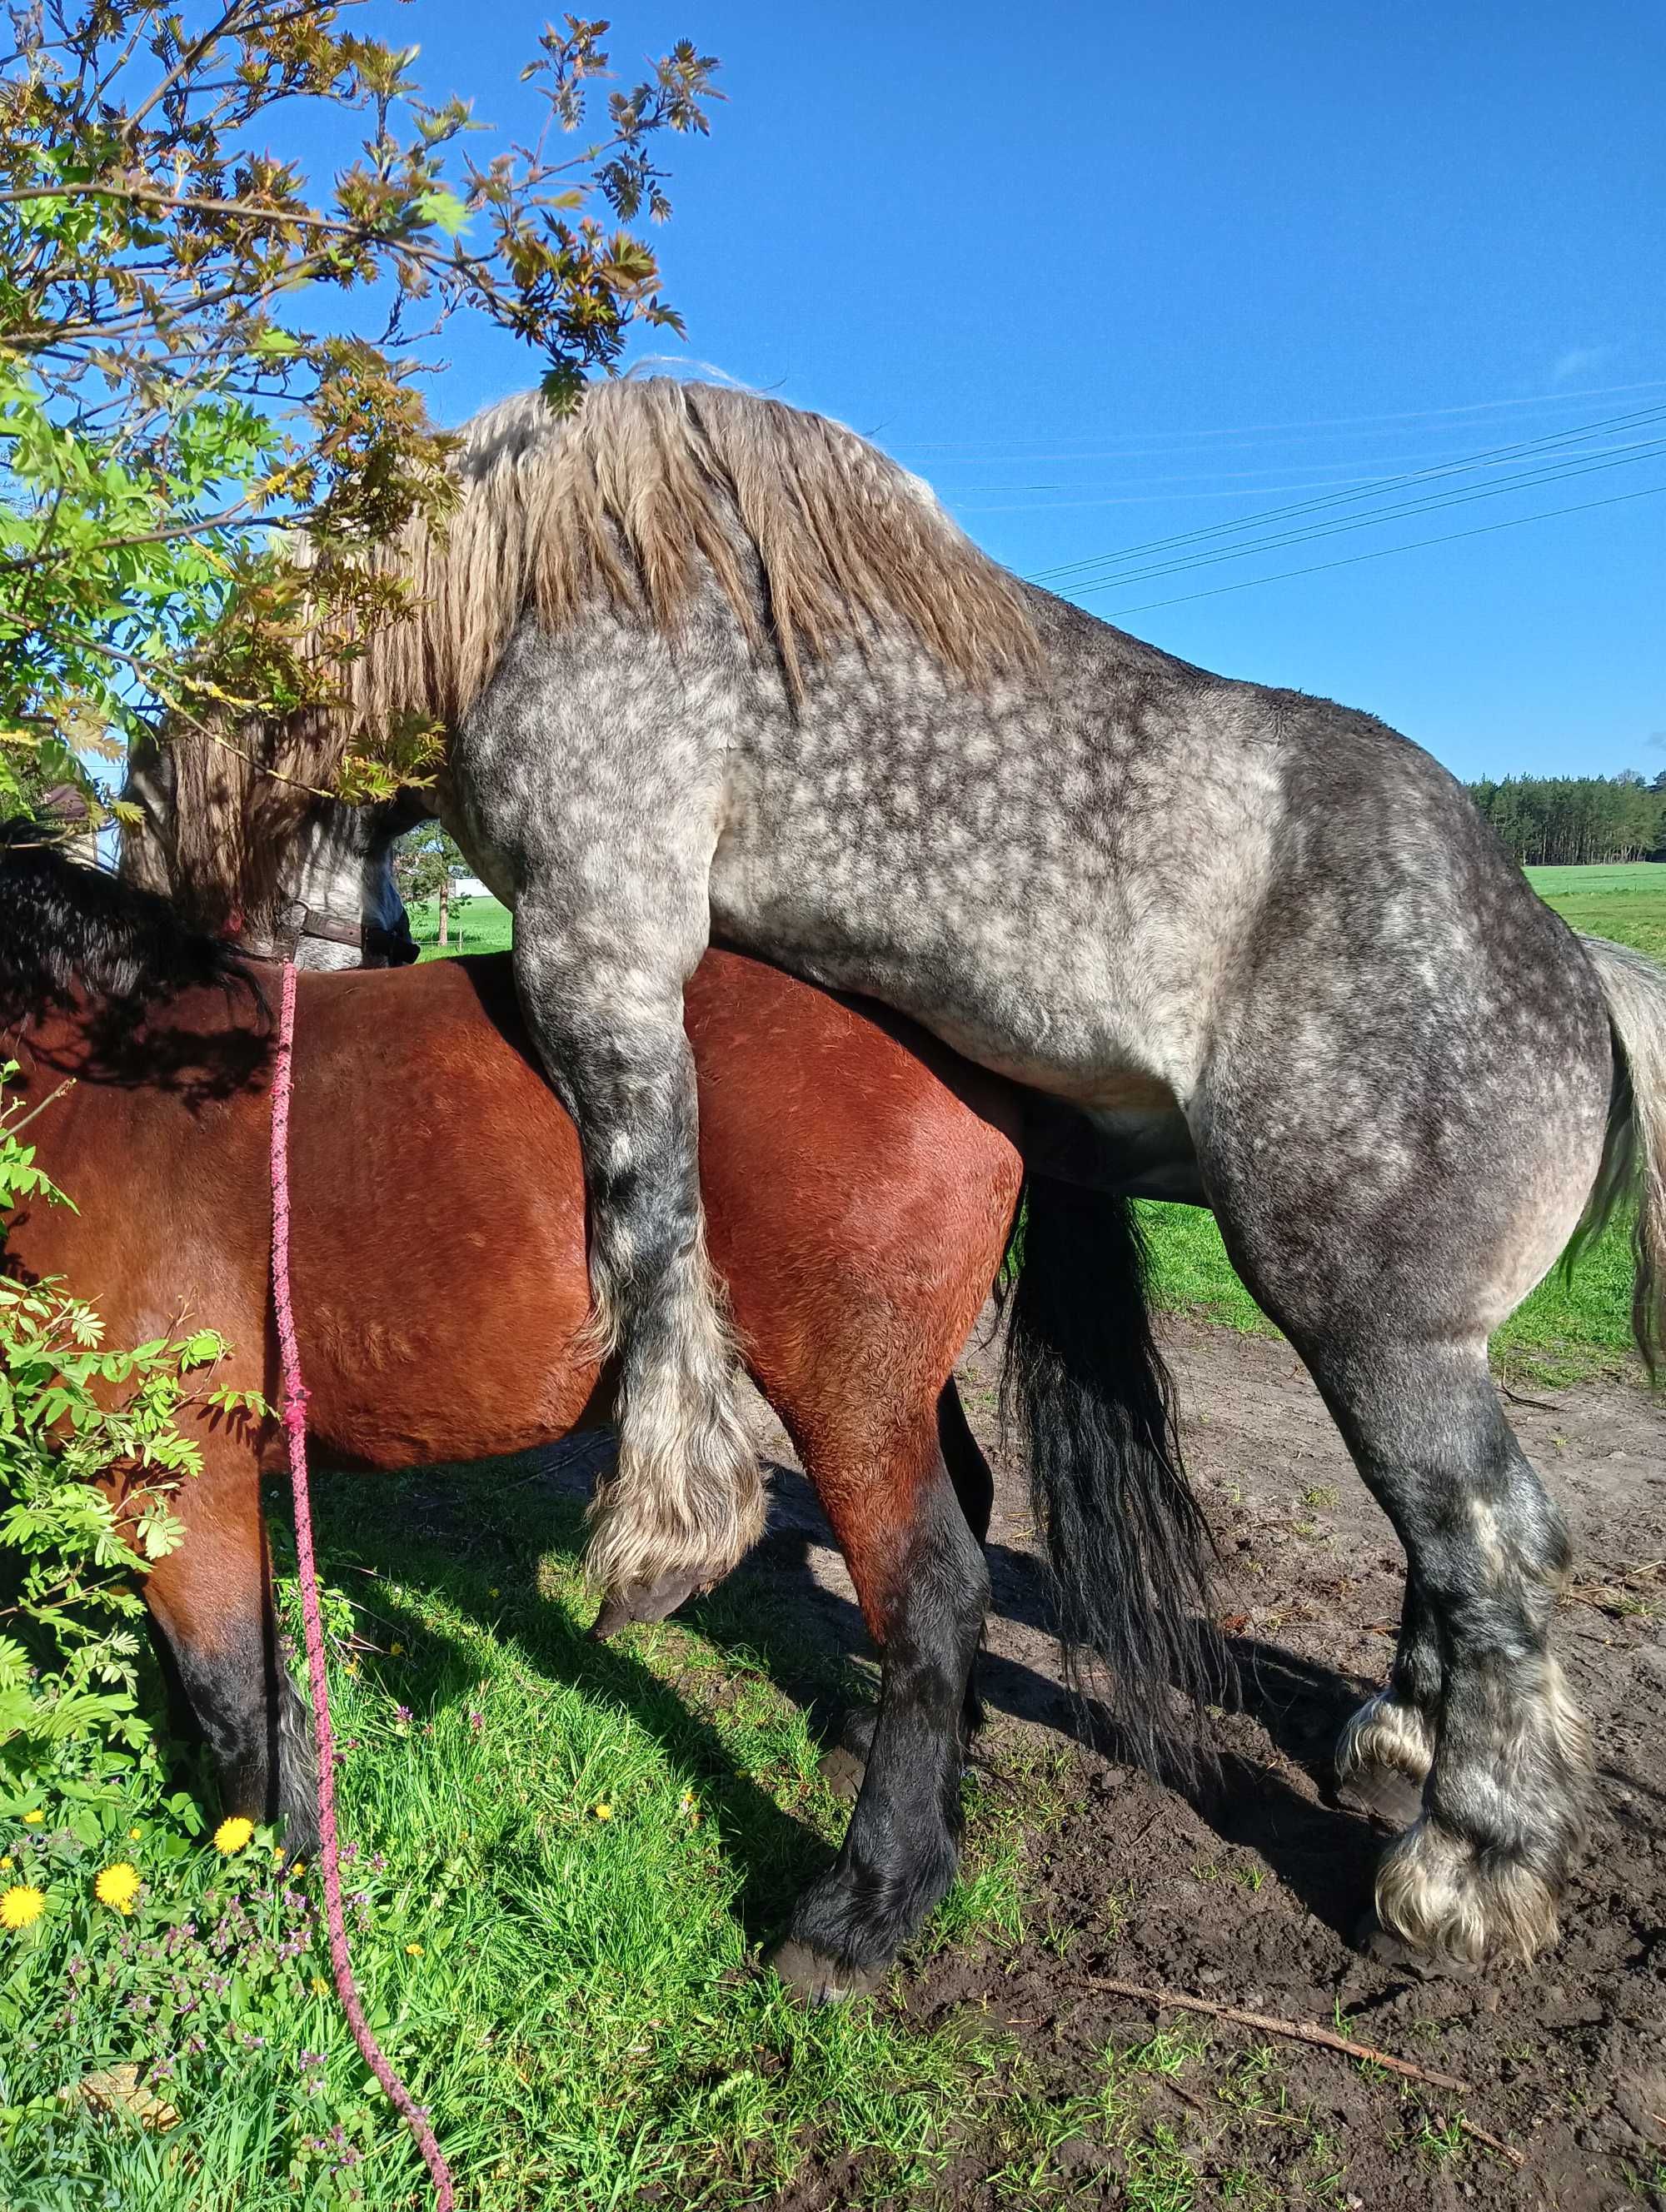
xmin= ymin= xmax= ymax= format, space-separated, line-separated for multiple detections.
xmin=229 ymin=1439 xmax=1661 ymax=1981
xmin=251 ymin=1452 xmax=850 ymax=1953
xmin=387 ymin=1437 xmax=1405 ymax=1952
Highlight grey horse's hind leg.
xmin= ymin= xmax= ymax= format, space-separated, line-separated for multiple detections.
xmin=1335 ymin=1570 xmax=1441 ymax=1829
xmin=512 ymin=895 xmax=766 ymax=1594
xmin=1302 ymin=1341 xmax=1588 ymax=1963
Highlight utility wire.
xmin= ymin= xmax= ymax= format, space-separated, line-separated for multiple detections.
xmin=1028 ymin=404 xmax=1666 ymax=585
xmin=946 ymin=440 xmax=1665 ymax=505
xmin=1038 ymin=436 xmax=1666 ymax=595
xmin=1089 ymin=478 xmax=1666 ymax=619
xmin=894 ymin=376 xmax=1666 ymax=459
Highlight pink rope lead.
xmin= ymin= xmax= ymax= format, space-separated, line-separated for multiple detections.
xmin=269 ymin=962 xmax=456 ymax=2211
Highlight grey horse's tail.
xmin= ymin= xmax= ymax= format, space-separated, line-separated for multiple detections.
xmin=1574 ymin=935 xmax=1666 ymax=1374
xmin=998 ymin=1175 xmax=1227 ymax=1779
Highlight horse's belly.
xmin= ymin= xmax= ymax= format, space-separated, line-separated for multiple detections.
xmin=708 ymin=849 xmax=1200 ymax=1109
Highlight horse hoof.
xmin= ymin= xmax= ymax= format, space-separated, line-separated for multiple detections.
xmin=588 ymin=1593 xmax=635 ymax=1641
xmin=588 ymin=1571 xmax=701 ymax=1641
xmin=1335 ymin=1763 xmax=1425 ymax=1831
xmin=818 ymin=1745 xmax=866 ymax=1801
xmin=768 ymin=1939 xmax=885 ymax=2005
xmin=1353 ymin=1912 xmax=1480 ymax=1981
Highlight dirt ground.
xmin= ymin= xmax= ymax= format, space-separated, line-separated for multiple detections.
xmin=716 ymin=1313 xmax=1666 ymax=2210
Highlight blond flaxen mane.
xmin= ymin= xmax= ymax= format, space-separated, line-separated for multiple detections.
xmin=160 ymin=380 xmax=1039 ymax=924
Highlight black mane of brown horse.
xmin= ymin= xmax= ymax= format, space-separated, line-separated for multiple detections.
xmin=0 ymin=834 xmax=246 ymax=1011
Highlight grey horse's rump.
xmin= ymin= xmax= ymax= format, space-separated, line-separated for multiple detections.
xmin=163 ymin=376 xmax=1666 ymax=1975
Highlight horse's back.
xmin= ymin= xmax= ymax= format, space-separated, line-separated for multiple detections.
xmin=684 ymin=949 xmax=1025 ymax=1428
xmin=287 ymin=957 xmax=596 ymax=1463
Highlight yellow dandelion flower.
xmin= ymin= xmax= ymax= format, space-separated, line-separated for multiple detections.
xmin=591 ymin=1801 xmax=613 ymax=1821
xmin=406 ymin=1941 xmax=424 ymax=1956
xmin=212 ymin=1816 xmax=254 ymax=1856
xmin=95 ymin=1863 xmax=142 ymax=1915
xmin=128 ymin=1827 xmax=142 ymax=1841
xmin=0 ymin=1857 xmax=12 ymax=1872
xmin=390 ymin=1641 xmax=405 ymax=1657
xmin=21 ymin=1810 xmax=44 ymax=1826
xmin=0 ymin=1884 xmax=45 ymax=1930
xmin=291 ymin=1861 xmax=307 ymax=1878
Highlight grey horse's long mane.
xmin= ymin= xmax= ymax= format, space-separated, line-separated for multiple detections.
xmin=165 ymin=379 xmax=1038 ymax=924
xmin=424 ymin=378 xmax=1040 ymax=714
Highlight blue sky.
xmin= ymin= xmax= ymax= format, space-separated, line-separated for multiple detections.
xmin=298 ymin=2 xmax=1664 ymax=781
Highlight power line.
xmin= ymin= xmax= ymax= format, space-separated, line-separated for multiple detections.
xmin=944 ymin=439 xmax=1665 ymax=506
xmin=1027 ymin=404 xmax=1666 ymax=585
xmin=1085 ymin=478 xmax=1666 ymax=620
xmin=1036 ymin=436 xmax=1666 ymax=597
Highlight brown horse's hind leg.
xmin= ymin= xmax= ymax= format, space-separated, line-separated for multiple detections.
xmin=834 ymin=1382 xmax=993 ymax=1779
xmin=936 ymin=1380 xmax=995 ymax=1545
xmin=771 ymin=1424 xmax=990 ymax=2001
xmin=141 ymin=1456 xmax=319 ymax=1858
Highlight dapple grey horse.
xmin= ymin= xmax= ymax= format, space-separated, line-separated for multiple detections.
xmin=157 ymin=376 xmax=1666 ymax=1971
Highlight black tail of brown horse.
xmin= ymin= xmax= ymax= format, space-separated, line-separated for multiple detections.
xmin=1000 ymin=1175 xmax=1225 ymax=1777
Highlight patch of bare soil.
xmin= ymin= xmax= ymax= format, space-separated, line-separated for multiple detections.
xmin=731 ymin=1315 xmax=1666 ymax=2210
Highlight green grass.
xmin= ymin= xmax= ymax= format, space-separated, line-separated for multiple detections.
xmin=1524 ymin=859 xmax=1666 ymax=963
xmin=409 ymin=894 xmax=512 ymax=960
xmin=0 ymin=1472 xmax=1065 ymax=2210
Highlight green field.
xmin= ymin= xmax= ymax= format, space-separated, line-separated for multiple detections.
xmin=409 ymin=894 xmax=512 ymax=959
xmin=1522 ymin=858 xmax=1666 ymax=962
xmin=408 ymin=866 xmax=1664 ymax=1386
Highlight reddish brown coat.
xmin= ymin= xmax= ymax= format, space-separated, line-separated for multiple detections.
xmin=7 ymin=949 xmax=1022 ymax=1651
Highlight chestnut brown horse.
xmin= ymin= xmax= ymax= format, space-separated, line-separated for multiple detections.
xmin=0 ymin=839 xmax=1212 ymax=1998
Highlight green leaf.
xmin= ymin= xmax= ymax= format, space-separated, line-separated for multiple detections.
xmin=416 ymin=187 xmax=471 ymax=238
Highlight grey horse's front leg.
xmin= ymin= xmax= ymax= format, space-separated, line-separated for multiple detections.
xmin=514 ymin=894 xmax=766 ymax=1593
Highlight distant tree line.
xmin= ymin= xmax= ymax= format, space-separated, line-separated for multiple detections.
xmin=1467 ymin=771 xmax=1666 ymax=867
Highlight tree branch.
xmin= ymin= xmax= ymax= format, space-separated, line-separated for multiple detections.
xmin=1084 ymin=1975 xmax=1524 ymax=2167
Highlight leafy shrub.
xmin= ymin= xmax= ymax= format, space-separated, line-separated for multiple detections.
xmin=0 ymin=1064 xmax=237 ymax=1824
